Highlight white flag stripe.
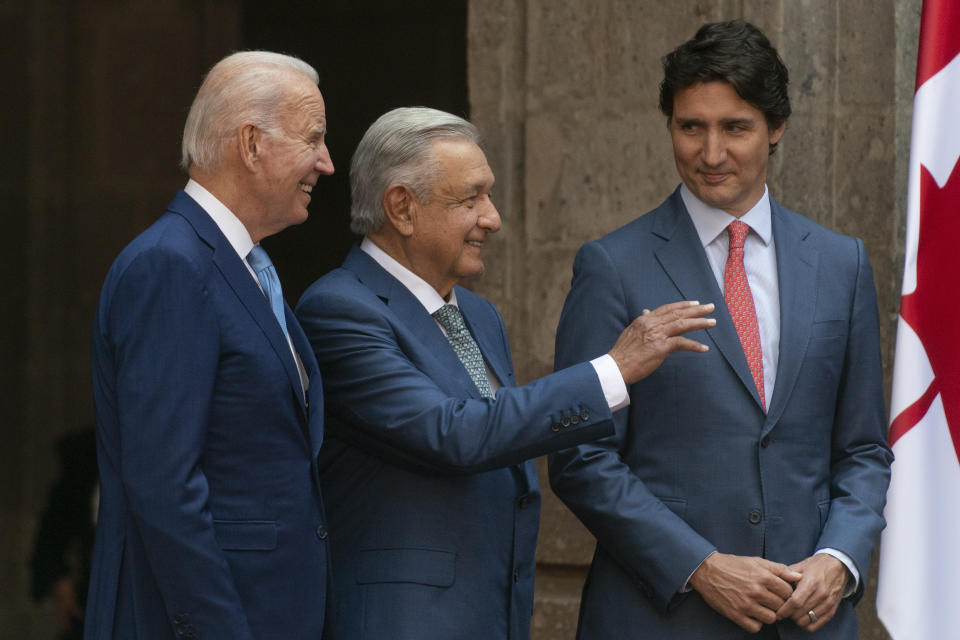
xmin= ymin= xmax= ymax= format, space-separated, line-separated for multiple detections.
xmin=877 ymin=396 xmax=960 ymax=640
xmin=888 ymin=317 xmax=935 ymax=423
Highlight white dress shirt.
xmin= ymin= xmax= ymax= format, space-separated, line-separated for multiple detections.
xmin=679 ymin=184 xmax=858 ymax=593
xmin=360 ymin=237 xmax=628 ymax=409
xmin=184 ymin=180 xmax=308 ymax=394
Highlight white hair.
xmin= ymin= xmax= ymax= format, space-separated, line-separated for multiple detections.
xmin=180 ymin=51 xmax=319 ymax=172
xmin=349 ymin=107 xmax=479 ymax=236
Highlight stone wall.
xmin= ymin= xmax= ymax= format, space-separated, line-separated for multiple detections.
xmin=467 ymin=1 xmax=920 ymax=638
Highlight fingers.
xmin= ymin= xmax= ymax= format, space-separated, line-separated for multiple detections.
xmin=689 ymin=553 xmax=798 ymax=633
xmin=777 ymin=555 xmax=848 ymax=632
xmin=645 ymin=302 xmax=715 ymax=341
xmin=791 ymin=599 xmax=839 ymax=633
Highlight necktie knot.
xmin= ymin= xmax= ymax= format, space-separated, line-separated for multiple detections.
xmin=727 ymin=220 xmax=750 ymax=251
xmin=433 ymin=304 xmax=468 ymax=334
xmin=247 ymin=244 xmax=273 ymax=275
xmin=432 ymin=304 xmax=494 ymax=399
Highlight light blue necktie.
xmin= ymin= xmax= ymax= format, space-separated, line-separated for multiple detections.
xmin=247 ymin=245 xmax=289 ymax=339
xmin=432 ymin=304 xmax=494 ymax=399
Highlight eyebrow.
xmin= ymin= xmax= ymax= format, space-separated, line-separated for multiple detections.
xmin=674 ymin=116 xmax=756 ymax=127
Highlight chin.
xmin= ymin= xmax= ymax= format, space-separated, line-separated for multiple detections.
xmin=288 ymin=209 xmax=310 ymax=227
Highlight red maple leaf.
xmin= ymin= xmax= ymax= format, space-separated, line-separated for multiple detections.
xmin=890 ymin=159 xmax=960 ymax=462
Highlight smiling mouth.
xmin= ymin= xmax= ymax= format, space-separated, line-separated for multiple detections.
xmin=299 ymin=182 xmax=313 ymax=194
xmin=466 ymin=240 xmax=483 ymax=249
xmin=700 ymin=172 xmax=730 ymax=184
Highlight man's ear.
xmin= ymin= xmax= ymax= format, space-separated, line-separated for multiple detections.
xmin=237 ymin=123 xmax=262 ymax=172
xmin=382 ymin=184 xmax=417 ymax=237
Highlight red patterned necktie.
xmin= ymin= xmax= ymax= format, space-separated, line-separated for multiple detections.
xmin=724 ymin=221 xmax=765 ymax=409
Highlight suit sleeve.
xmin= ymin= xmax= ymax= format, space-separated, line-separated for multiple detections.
xmin=815 ymin=238 xmax=893 ymax=599
xmin=295 ymin=286 xmax=614 ymax=476
xmin=548 ymin=241 xmax=716 ymax=611
xmin=103 ymin=248 xmax=254 ymax=638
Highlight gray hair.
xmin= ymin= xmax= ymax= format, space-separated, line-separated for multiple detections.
xmin=349 ymin=107 xmax=479 ymax=236
xmin=180 ymin=51 xmax=319 ymax=172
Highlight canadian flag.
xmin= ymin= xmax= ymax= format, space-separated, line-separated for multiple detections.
xmin=876 ymin=1 xmax=960 ymax=639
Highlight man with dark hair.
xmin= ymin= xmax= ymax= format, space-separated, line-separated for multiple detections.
xmin=295 ymin=106 xmax=715 ymax=640
xmin=550 ymin=20 xmax=892 ymax=639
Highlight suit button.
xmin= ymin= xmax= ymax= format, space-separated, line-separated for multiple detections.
xmin=748 ymin=509 xmax=762 ymax=524
xmin=316 ymin=526 xmax=328 ymax=540
xmin=570 ymin=415 xmax=580 ymax=425
xmin=513 ymin=568 xmax=520 ymax=583
xmin=550 ymin=422 xmax=561 ymax=432
xmin=760 ymin=436 xmax=770 ymax=448
xmin=517 ymin=494 xmax=533 ymax=509
xmin=579 ymin=410 xmax=590 ymax=421
xmin=561 ymin=416 xmax=571 ymax=427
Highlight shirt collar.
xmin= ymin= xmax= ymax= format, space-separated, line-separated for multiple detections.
xmin=680 ymin=183 xmax=773 ymax=248
xmin=184 ymin=179 xmax=255 ymax=260
xmin=360 ymin=237 xmax=458 ymax=314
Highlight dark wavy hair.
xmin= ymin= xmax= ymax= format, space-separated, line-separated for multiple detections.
xmin=659 ymin=20 xmax=790 ymax=154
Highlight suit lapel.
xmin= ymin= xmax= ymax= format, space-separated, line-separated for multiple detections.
xmin=287 ymin=310 xmax=323 ymax=457
xmin=763 ymin=202 xmax=817 ymax=434
xmin=169 ymin=191 xmax=308 ymax=422
xmin=343 ymin=247 xmax=485 ymax=399
xmin=652 ymin=191 xmax=764 ymax=409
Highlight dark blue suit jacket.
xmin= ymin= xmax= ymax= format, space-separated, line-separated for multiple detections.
xmin=87 ymin=191 xmax=329 ymax=639
xmin=549 ymin=189 xmax=892 ymax=639
xmin=295 ymin=246 xmax=615 ymax=640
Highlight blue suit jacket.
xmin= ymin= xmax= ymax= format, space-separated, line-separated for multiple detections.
xmin=87 ymin=191 xmax=329 ymax=639
xmin=549 ymin=189 xmax=892 ymax=639
xmin=294 ymin=246 xmax=616 ymax=640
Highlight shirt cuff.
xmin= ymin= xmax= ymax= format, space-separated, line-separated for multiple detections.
xmin=815 ymin=548 xmax=859 ymax=597
xmin=681 ymin=550 xmax=717 ymax=593
xmin=590 ymin=354 xmax=630 ymax=411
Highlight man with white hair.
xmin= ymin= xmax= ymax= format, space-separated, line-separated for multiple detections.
xmin=295 ymin=106 xmax=715 ymax=639
xmin=87 ymin=51 xmax=334 ymax=639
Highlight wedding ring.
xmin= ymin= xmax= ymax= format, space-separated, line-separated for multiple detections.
xmin=808 ymin=610 xmax=818 ymax=624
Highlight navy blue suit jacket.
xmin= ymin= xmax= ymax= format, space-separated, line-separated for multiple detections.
xmin=549 ymin=189 xmax=892 ymax=639
xmin=87 ymin=191 xmax=329 ymax=639
xmin=295 ymin=246 xmax=615 ymax=640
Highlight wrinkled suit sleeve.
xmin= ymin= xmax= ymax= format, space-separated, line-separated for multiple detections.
xmin=98 ymin=247 xmax=254 ymax=638
xmin=815 ymin=238 xmax=893 ymax=599
xmin=295 ymin=284 xmax=615 ymax=476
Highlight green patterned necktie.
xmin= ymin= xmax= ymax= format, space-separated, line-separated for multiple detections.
xmin=432 ymin=304 xmax=494 ymax=398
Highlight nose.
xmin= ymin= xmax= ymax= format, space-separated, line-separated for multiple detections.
xmin=701 ymin=129 xmax=726 ymax=167
xmin=478 ymin=199 xmax=501 ymax=233
xmin=315 ymin=144 xmax=334 ymax=175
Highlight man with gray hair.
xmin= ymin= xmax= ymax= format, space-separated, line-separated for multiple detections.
xmin=87 ymin=51 xmax=334 ymax=639
xmin=295 ymin=106 xmax=715 ymax=639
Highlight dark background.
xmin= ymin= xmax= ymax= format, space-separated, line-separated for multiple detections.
xmin=1 ymin=1 xmax=466 ymax=634
xmin=245 ymin=0 xmax=469 ymax=300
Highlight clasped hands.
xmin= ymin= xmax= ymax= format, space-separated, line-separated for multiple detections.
xmin=689 ymin=551 xmax=850 ymax=634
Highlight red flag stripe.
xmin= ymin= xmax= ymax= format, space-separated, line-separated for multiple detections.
xmin=916 ymin=0 xmax=960 ymax=88
xmin=889 ymin=381 xmax=939 ymax=447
